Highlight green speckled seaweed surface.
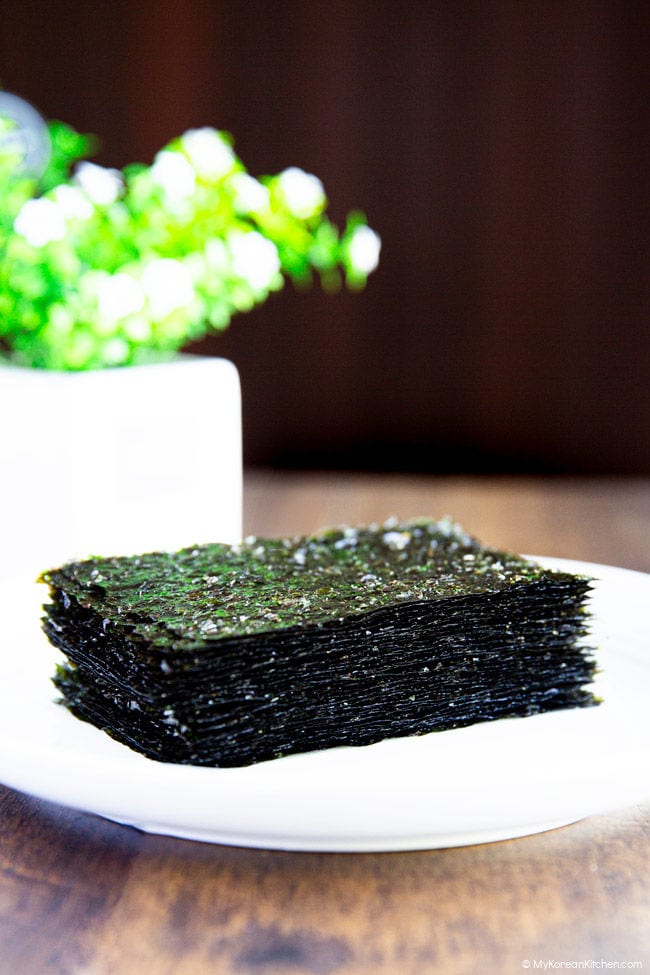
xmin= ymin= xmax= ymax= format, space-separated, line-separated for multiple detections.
xmin=41 ymin=518 xmax=598 ymax=767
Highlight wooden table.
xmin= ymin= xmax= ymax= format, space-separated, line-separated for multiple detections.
xmin=1 ymin=472 xmax=649 ymax=975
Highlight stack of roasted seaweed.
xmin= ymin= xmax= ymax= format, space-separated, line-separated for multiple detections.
xmin=41 ymin=518 xmax=597 ymax=767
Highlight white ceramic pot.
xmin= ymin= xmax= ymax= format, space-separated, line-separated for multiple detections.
xmin=0 ymin=355 xmax=242 ymax=578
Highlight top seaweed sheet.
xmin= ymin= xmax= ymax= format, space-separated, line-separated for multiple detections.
xmin=41 ymin=517 xmax=587 ymax=648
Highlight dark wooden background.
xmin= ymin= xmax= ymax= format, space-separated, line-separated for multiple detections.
xmin=1 ymin=0 xmax=648 ymax=473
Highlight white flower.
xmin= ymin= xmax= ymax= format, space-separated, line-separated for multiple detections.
xmin=181 ymin=128 xmax=235 ymax=180
xmin=228 ymin=231 xmax=280 ymax=292
xmin=348 ymin=225 xmax=381 ymax=275
xmin=14 ymin=198 xmax=66 ymax=246
xmin=204 ymin=239 xmax=229 ymax=272
xmin=95 ymin=272 xmax=145 ymax=322
xmin=276 ymin=167 xmax=325 ymax=219
xmin=102 ymin=337 xmax=130 ymax=365
xmin=74 ymin=162 xmax=122 ymax=205
xmin=141 ymin=259 xmax=195 ymax=318
xmin=123 ymin=317 xmax=152 ymax=342
xmin=51 ymin=184 xmax=94 ymax=220
xmin=229 ymin=172 xmax=270 ymax=214
xmin=150 ymin=150 xmax=196 ymax=199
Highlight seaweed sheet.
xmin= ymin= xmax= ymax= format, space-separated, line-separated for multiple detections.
xmin=41 ymin=518 xmax=598 ymax=767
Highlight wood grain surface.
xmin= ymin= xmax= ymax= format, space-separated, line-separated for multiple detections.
xmin=1 ymin=472 xmax=649 ymax=975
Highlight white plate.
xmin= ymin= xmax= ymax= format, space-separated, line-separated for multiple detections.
xmin=0 ymin=557 xmax=648 ymax=852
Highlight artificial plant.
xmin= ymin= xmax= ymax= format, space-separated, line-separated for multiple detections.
xmin=0 ymin=95 xmax=379 ymax=370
